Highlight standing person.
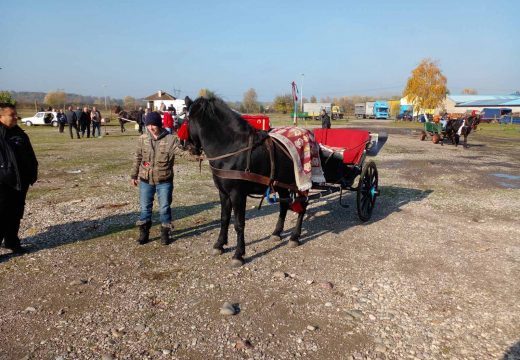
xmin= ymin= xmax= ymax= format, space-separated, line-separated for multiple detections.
xmin=320 ymin=109 xmax=331 ymax=129
xmin=0 ymin=103 xmax=38 ymax=254
xmin=91 ymin=106 xmax=102 ymax=138
xmin=57 ymin=109 xmax=66 ymax=133
xmin=74 ymin=106 xmax=84 ymax=138
xmin=80 ymin=106 xmax=91 ymax=138
xmin=162 ymin=110 xmax=174 ymax=134
xmin=130 ymin=112 xmax=183 ymax=246
xmin=136 ymin=107 xmax=145 ymax=134
xmin=64 ymin=106 xmax=80 ymax=139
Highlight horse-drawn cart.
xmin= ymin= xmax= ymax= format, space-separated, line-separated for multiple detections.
xmin=312 ymin=128 xmax=386 ymax=221
xmin=184 ymin=95 xmax=388 ymax=266
xmin=420 ymin=121 xmax=444 ymax=143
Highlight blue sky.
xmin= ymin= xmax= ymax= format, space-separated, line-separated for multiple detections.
xmin=1 ymin=0 xmax=518 ymax=101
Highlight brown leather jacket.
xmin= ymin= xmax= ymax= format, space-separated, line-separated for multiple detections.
xmin=130 ymin=130 xmax=183 ymax=184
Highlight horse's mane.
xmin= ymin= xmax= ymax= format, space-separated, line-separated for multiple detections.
xmin=192 ymin=96 xmax=253 ymax=134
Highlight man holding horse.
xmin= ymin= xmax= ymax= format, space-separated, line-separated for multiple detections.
xmin=130 ymin=112 xmax=184 ymax=245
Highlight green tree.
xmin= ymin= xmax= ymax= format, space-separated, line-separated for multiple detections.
xmin=44 ymin=91 xmax=67 ymax=108
xmin=272 ymin=94 xmax=293 ymax=114
xmin=403 ymin=58 xmax=447 ymax=113
xmin=242 ymin=88 xmax=260 ymax=113
xmin=0 ymin=91 xmax=16 ymax=105
xmin=198 ymin=88 xmax=215 ymax=98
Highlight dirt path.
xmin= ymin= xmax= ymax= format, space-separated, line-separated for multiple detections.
xmin=0 ymin=126 xmax=519 ymax=360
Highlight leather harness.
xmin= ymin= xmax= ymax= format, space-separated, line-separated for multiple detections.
xmin=205 ymin=133 xmax=299 ymax=192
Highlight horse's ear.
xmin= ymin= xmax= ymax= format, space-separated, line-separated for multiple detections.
xmin=185 ymin=96 xmax=193 ymax=110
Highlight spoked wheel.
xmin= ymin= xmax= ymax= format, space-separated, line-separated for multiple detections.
xmin=357 ymin=161 xmax=379 ymax=222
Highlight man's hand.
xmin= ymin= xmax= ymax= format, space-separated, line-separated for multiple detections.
xmin=131 ymin=179 xmax=139 ymax=186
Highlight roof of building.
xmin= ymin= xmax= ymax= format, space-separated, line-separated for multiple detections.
xmin=143 ymin=91 xmax=176 ymax=101
xmin=456 ymin=99 xmax=520 ymax=107
xmin=449 ymin=94 xmax=520 ymax=104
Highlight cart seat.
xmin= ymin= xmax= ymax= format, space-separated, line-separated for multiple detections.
xmin=313 ymin=128 xmax=370 ymax=165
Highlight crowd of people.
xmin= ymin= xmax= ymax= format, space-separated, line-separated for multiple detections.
xmin=53 ymin=106 xmax=103 ymax=139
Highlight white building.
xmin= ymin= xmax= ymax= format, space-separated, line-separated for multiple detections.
xmin=143 ymin=91 xmax=185 ymax=114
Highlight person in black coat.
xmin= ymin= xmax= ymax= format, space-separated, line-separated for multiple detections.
xmin=320 ymin=109 xmax=331 ymax=129
xmin=0 ymin=103 xmax=38 ymax=254
xmin=64 ymin=106 xmax=80 ymax=139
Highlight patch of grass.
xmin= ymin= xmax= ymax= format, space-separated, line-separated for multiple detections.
xmin=475 ymin=123 xmax=520 ymax=139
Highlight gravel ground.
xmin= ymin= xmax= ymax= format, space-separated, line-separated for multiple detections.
xmin=0 ymin=123 xmax=519 ymax=360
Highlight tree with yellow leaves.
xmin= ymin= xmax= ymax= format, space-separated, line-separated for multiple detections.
xmin=403 ymin=59 xmax=447 ymax=115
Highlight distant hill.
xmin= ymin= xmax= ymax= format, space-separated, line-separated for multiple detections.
xmin=4 ymin=90 xmax=123 ymax=107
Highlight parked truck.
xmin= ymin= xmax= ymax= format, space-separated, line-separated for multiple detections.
xmin=373 ymin=100 xmax=389 ymax=119
xmin=303 ymin=103 xmax=331 ymax=120
xmin=354 ymin=101 xmax=389 ymax=119
xmin=354 ymin=102 xmax=374 ymax=119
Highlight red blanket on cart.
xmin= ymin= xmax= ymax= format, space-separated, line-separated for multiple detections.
xmin=269 ymin=127 xmax=325 ymax=191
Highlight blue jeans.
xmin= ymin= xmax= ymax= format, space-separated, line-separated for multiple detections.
xmin=92 ymin=122 xmax=101 ymax=137
xmin=139 ymin=181 xmax=173 ymax=225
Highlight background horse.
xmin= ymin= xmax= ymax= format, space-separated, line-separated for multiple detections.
xmin=185 ymin=96 xmax=310 ymax=267
xmin=113 ymin=105 xmax=142 ymax=133
xmin=444 ymin=115 xmax=480 ymax=148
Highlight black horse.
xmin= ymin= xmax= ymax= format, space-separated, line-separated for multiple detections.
xmin=444 ymin=115 xmax=480 ymax=148
xmin=185 ymin=96 xmax=312 ymax=267
xmin=113 ymin=105 xmax=143 ymax=133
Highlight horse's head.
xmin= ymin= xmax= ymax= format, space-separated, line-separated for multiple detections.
xmin=470 ymin=115 xmax=481 ymax=130
xmin=182 ymin=96 xmax=203 ymax=156
xmin=113 ymin=105 xmax=123 ymax=115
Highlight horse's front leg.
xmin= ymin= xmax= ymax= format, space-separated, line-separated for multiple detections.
xmin=270 ymin=189 xmax=289 ymax=241
xmin=230 ymin=192 xmax=247 ymax=267
xmin=454 ymin=134 xmax=460 ymax=147
xmin=120 ymin=120 xmax=125 ymax=133
xmin=288 ymin=200 xmax=308 ymax=248
xmin=463 ymin=134 xmax=468 ymax=148
xmin=212 ymin=191 xmax=231 ymax=256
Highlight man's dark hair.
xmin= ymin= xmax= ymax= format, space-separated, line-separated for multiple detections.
xmin=0 ymin=103 xmax=16 ymax=110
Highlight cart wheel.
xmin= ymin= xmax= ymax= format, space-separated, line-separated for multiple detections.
xmin=432 ymin=134 xmax=440 ymax=144
xmin=357 ymin=161 xmax=379 ymax=222
xmin=420 ymin=131 xmax=426 ymax=141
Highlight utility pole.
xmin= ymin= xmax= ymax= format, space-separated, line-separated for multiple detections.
xmin=300 ymin=73 xmax=305 ymax=114
xmin=102 ymin=84 xmax=108 ymax=111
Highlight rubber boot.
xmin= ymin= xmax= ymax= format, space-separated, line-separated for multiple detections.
xmin=137 ymin=221 xmax=152 ymax=245
xmin=160 ymin=225 xmax=171 ymax=245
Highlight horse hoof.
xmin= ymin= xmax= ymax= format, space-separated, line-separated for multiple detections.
xmin=270 ymin=234 xmax=282 ymax=242
xmin=288 ymin=240 xmax=300 ymax=248
xmin=231 ymin=259 xmax=244 ymax=268
xmin=211 ymin=248 xmax=223 ymax=256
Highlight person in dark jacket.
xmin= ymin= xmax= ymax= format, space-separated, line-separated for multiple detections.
xmin=136 ymin=107 xmax=145 ymax=135
xmin=320 ymin=109 xmax=331 ymax=129
xmin=78 ymin=106 xmax=91 ymax=138
xmin=57 ymin=109 xmax=67 ymax=133
xmin=0 ymin=103 xmax=38 ymax=254
xmin=64 ymin=106 xmax=80 ymax=139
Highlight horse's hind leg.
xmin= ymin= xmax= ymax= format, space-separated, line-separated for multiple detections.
xmin=270 ymin=189 xmax=289 ymax=241
xmin=454 ymin=134 xmax=460 ymax=147
xmin=288 ymin=200 xmax=308 ymax=248
xmin=120 ymin=121 xmax=126 ymax=133
xmin=230 ymin=193 xmax=247 ymax=267
xmin=463 ymin=134 xmax=468 ymax=148
xmin=212 ymin=191 xmax=231 ymax=255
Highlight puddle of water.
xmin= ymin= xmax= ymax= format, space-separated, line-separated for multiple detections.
xmin=492 ymin=173 xmax=520 ymax=181
xmin=498 ymin=182 xmax=520 ymax=189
